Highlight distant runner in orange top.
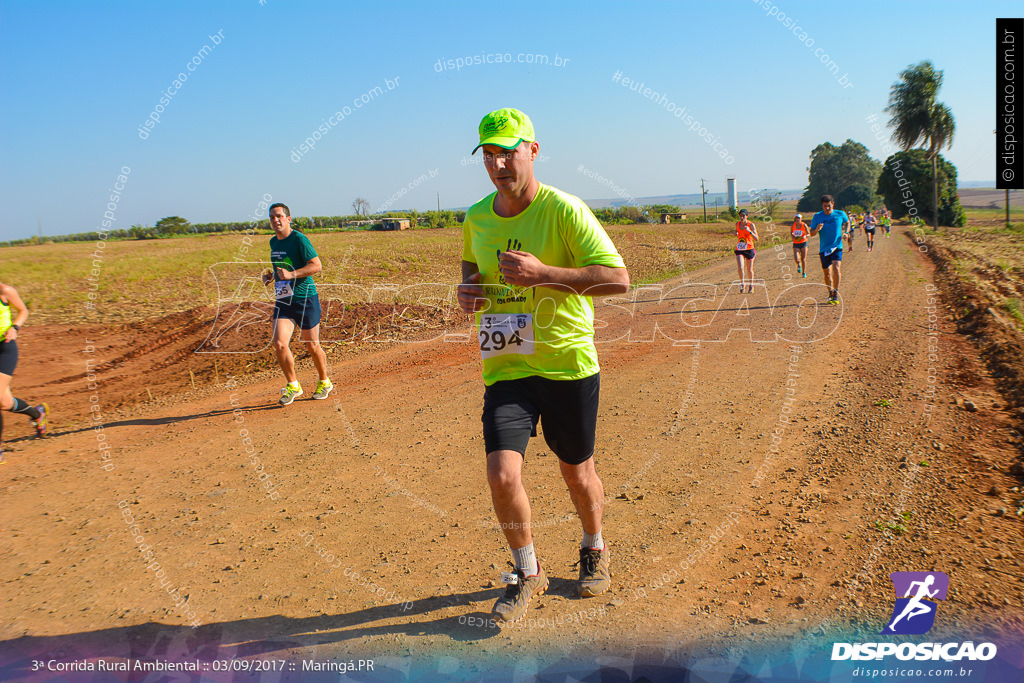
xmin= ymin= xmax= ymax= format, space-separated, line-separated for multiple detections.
xmin=791 ymin=213 xmax=809 ymax=277
xmin=734 ymin=209 xmax=759 ymax=293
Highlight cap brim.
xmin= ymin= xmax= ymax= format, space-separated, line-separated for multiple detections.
xmin=471 ymin=137 xmax=525 ymax=154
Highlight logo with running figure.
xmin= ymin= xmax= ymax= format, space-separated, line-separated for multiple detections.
xmin=482 ymin=115 xmax=510 ymax=135
xmin=881 ymin=571 xmax=949 ymax=635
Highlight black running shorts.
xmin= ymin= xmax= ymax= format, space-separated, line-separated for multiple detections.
xmin=482 ymin=373 xmax=600 ymax=465
xmin=0 ymin=340 xmax=18 ymax=376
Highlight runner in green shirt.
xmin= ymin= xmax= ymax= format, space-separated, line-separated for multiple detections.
xmin=261 ymin=203 xmax=332 ymax=405
xmin=458 ymin=108 xmax=630 ymax=623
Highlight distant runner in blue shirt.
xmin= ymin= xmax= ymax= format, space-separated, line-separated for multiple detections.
xmin=809 ymin=195 xmax=849 ymax=306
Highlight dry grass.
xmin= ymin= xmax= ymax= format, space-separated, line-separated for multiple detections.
xmin=2 ymin=222 xmax=736 ymax=325
xmin=925 ymin=220 xmax=1024 ymax=332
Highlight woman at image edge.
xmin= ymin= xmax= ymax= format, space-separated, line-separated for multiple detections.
xmin=0 ymin=281 xmax=48 ymax=464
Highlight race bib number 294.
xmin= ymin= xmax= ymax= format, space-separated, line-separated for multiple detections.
xmin=479 ymin=314 xmax=535 ymax=359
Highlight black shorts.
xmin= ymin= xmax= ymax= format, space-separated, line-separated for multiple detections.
xmin=793 ymin=242 xmax=808 ymax=251
xmin=865 ymin=227 xmax=876 ymax=234
xmin=734 ymin=249 xmax=756 ymax=260
xmin=0 ymin=340 xmax=17 ymax=376
xmin=274 ymin=295 xmax=322 ymax=330
xmin=482 ymin=373 xmax=600 ymax=465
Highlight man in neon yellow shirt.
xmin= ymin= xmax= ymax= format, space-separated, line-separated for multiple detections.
xmin=458 ymin=108 xmax=630 ymax=623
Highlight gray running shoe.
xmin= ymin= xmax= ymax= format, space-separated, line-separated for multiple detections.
xmin=575 ymin=545 xmax=611 ymax=597
xmin=493 ymin=563 xmax=548 ymax=623
xmin=312 ymin=379 xmax=334 ymax=400
xmin=279 ymin=384 xmax=303 ymax=405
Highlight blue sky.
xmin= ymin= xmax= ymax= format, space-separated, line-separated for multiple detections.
xmin=0 ymin=0 xmax=1006 ymax=240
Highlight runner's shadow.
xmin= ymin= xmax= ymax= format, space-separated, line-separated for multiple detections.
xmin=31 ymin=403 xmax=292 ymax=441
xmin=545 ymin=577 xmax=580 ymax=598
xmin=0 ymin=588 xmax=515 ymax=678
xmin=650 ymin=304 xmax=802 ymax=315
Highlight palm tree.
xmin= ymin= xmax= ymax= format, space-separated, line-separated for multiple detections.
xmin=925 ymin=102 xmax=955 ymax=230
xmin=885 ymin=61 xmax=956 ymax=230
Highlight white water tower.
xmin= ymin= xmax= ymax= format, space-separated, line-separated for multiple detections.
xmin=726 ymin=177 xmax=737 ymax=210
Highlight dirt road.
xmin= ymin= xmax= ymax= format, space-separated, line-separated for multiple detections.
xmin=1 ymin=230 xmax=1021 ymax=678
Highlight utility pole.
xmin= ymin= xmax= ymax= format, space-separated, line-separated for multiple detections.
xmin=715 ymin=198 xmax=719 ymax=220
xmin=700 ymin=179 xmax=708 ymax=223
xmin=437 ymin=192 xmax=440 ymax=212
xmin=1007 ymin=189 xmax=1011 ymax=230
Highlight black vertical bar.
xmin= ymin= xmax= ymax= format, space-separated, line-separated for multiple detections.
xmin=997 ymin=18 xmax=1023 ymax=190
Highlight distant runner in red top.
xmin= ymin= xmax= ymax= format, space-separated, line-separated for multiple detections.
xmin=791 ymin=213 xmax=809 ymax=277
xmin=734 ymin=209 xmax=759 ymax=293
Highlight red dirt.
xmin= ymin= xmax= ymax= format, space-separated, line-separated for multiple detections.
xmin=1 ymin=230 xmax=1021 ymax=677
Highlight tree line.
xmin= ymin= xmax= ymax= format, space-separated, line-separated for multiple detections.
xmin=797 ymin=60 xmax=965 ymax=227
xmin=0 ymin=209 xmax=471 ymax=248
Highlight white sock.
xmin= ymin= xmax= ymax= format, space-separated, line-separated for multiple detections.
xmin=511 ymin=544 xmax=539 ymax=576
xmin=288 ymin=381 xmax=300 ymax=389
xmin=582 ymin=529 xmax=604 ymax=550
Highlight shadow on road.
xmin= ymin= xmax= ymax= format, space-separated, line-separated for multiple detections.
xmin=0 ymin=587 xmax=521 ymax=677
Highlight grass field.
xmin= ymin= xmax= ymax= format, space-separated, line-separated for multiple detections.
xmin=1 ymin=221 xmax=735 ymax=325
xmin=928 ymin=222 xmax=1024 ymax=332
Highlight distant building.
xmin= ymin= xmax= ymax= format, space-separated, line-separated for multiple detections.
xmin=726 ymin=177 xmax=737 ymax=210
xmin=379 ymin=217 xmax=410 ymax=231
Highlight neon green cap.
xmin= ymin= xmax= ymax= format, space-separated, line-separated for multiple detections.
xmin=472 ymin=108 xmax=535 ymax=154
